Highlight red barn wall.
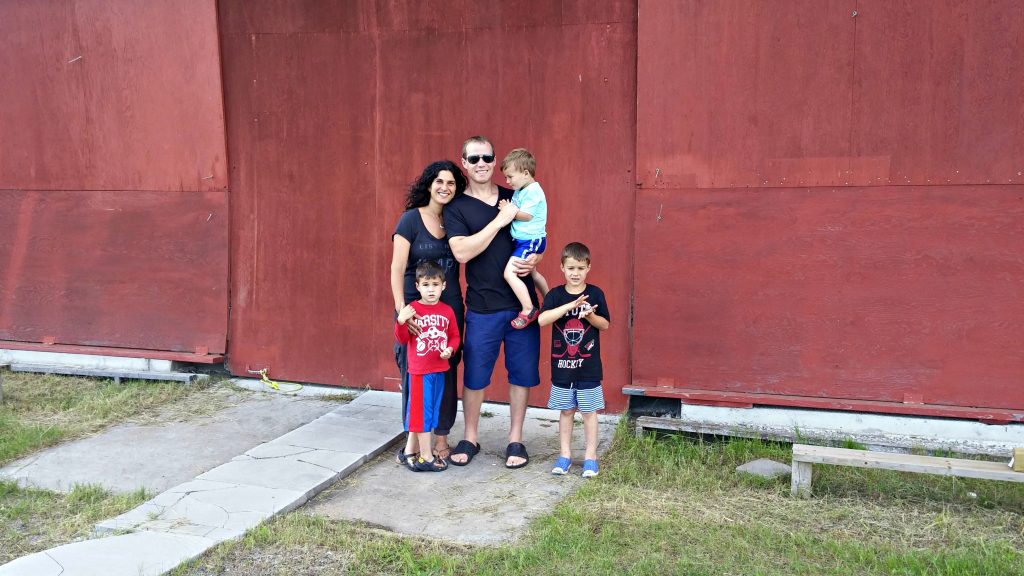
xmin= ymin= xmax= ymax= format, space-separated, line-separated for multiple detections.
xmin=3 ymin=1 xmax=1020 ymax=416
xmin=633 ymin=0 xmax=1024 ymax=411
xmin=218 ymin=1 xmax=637 ymax=409
xmin=0 ymin=1 xmax=229 ymax=354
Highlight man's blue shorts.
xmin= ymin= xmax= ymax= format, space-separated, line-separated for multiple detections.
xmin=463 ymin=309 xmax=540 ymax=390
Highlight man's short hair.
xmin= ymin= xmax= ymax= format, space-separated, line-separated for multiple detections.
xmin=561 ymin=242 xmax=591 ymax=264
xmin=500 ymin=148 xmax=536 ymax=176
xmin=462 ymin=135 xmax=493 ymax=158
xmin=415 ymin=260 xmax=446 ymax=282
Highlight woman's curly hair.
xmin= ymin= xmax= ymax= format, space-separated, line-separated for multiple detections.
xmin=405 ymin=160 xmax=467 ymax=209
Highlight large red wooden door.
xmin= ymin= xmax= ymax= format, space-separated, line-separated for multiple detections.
xmin=220 ymin=1 xmax=637 ymax=409
xmin=631 ymin=0 xmax=1024 ymax=414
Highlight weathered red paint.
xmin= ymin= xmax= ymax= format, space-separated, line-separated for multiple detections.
xmin=0 ymin=1 xmax=228 ymax=192
xmin=0 ymin=190 xmax=229 ymax=353
xmin=635 ymin=0 xmax=1024 ymax=416
xmin=633 ymin=185 xmax=1024 ymax=411
xmin=3 ymin=0 xmax=1020 ymax=421
xmin=220 ymin=0 xmax=637 ymax=409
xmin=0 ymin=2 xmax=229 ymax=355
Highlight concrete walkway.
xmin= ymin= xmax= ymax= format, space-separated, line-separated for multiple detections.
xmin=0 ymin=390 xmax=402 ymax=575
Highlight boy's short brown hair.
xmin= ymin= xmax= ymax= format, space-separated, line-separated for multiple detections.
xmin=500 ymin=148 xmax=536 ymax=176
xmin=415 ymin=260 xmax=445 ymax=283
xmin=560 ymin=242 xmax=591 ymax=264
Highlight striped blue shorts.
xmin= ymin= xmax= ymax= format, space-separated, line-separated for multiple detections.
xmin=547 ymin=382 xmax=605 ymax=413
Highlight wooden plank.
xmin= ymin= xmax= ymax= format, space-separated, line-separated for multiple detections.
xmin=626 ymin=387 xmax=1024 ymax=423
xmin=792 ymin=444 xmax=1024 ymax=483
xmin=0 ymin=341 xmax=224 ymax=364
xmin=791 ymin=460 xmax=813 ymax=498
xmin=10 ymin=364 xmax=203 ymax=384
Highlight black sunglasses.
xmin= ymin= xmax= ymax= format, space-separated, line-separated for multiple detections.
xmin=465 ymin=154 xmax=495 ymax=164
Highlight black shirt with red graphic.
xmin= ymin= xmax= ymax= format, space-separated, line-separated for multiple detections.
xmin=542 ymin=284 xmax=609 ymax=385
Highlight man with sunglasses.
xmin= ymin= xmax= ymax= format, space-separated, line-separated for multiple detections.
xmin=443 ymin=135 xmax=540 ymax=469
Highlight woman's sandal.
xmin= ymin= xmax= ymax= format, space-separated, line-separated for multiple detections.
xmin=413 ymin=457 xmax=448 ymax=472
xmin=510 ymin=308 xmax=539 ymax=329
xmin=449 ymin=439 xmax=480 ymax=466
xmin=434 ymin=442 xmax=452 ymax=463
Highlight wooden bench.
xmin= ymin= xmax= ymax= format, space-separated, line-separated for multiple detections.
xmin=791 ymin=443 xmax=1024 ymax=497
xmin=0 ymin=362 xmax=8 ymax=403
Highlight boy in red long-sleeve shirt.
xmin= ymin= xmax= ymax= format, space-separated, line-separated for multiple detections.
xmin=395 ymin=261 xmax=461 ymax=472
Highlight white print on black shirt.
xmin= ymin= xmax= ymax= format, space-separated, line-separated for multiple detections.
xmin=553 ymin=317 xmax=592 ymax=369
xmin=415 ymin=314 xmax=449 ymax=356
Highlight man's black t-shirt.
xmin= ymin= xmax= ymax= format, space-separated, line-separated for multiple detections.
xmin=443 ymin=187 xmax=538 ymax=313
xmin=542 ymin=284 xmax=609 ymax=384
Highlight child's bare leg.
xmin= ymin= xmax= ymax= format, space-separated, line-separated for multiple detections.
xmin=504 ymin=258 xmax=535 ymax=314
xmin=404 ymin=433 xmax=417 ymax=458
xmin=582 ymin=412 xmax=599 ymax=461
xmin=559 ymin=409 xmax=575 ymax=458
xmin=417 ymin=432 xmax=435 ymax=462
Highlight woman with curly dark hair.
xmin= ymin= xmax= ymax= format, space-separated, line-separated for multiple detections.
xmin=390 ymin=160 xmax=467 ymax=469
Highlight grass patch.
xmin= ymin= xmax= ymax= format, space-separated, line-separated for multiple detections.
xmin=0 ymin=480 xmax=148 ymax=563
xmin=0 ymin=371 xmax=226 ymax=466
xmin=174 ymin=420 xmax=1024 ymax=575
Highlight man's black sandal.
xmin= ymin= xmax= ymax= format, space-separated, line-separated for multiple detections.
xmin=449 ymin=440 xmax=480 ymax=466
xmin=505 ymin=442 xmax=529 ymax=469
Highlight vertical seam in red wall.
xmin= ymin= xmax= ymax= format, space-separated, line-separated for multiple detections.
xmin=214 ymin=0 xmax=234 ymax=359
xmin=848 ymin=0 xmax=860 ymax=185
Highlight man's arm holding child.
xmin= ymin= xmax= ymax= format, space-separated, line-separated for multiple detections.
xmin=498 ymin=198 xmax=533 ymax=221
xmin=447 ymin=202 xmax=520 ymax=263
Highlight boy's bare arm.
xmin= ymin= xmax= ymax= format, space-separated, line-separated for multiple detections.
xmin=579 ymin=305 xmax=610 ymax=330
xmin=539 ymin=294 xmax=589 ymax=326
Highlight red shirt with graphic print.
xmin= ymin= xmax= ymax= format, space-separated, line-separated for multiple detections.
xmin=394 ymin=300 xmax=461 ymax=375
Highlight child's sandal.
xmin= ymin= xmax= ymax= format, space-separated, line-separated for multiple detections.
xmin=396 ymin=448 xmax=419 ymax=470
xmin=510 ymin=308 xmax=539 ymax=330
xmin=413 ymin=457 xmax=448 ymax=472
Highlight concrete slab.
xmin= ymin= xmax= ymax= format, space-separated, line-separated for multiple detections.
xmin=307 ymin=408 xmax=618 ymax=545
xmin=96 ymin=479 xmax=307 ymax=537
xmin=0 ymin=531 xmax=214 ymax=576
xmin=0 ymin=390 xmax=341 ymax=494
xmin=0 ymin=349 xmax=171 ymax=372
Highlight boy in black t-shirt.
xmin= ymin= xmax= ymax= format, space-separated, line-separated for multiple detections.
xmin=538 ymin=242 xmax=610 ymax=478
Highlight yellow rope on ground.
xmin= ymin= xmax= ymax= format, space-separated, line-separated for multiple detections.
xmin=247 ymin=368 xmax=303 ymax=393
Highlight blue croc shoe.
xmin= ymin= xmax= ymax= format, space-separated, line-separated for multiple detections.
xmin=582 ymin=459 xmax=599 ymax=478
xmin=551 ymin=456 xmax=572 ymax=475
